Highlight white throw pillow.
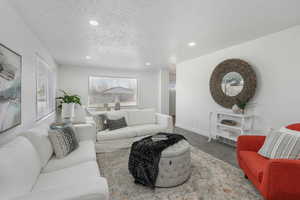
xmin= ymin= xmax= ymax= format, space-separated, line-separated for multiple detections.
xmin=72 ymin=105 xmax=87 ymax=124
xmin=258 ymin=129 xmax=300 ymax=159
xmin=106 ymin=110 xmax=129 ymax=123
xmin=22 ymin=127 xmax=53 ymax=168
xmin=127 ymin=109 xmax=156 ymax=126
xmin=0 ymin=137 xmax=41 ymax=199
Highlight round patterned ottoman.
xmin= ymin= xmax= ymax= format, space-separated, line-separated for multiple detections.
xmin=155 ymin=139 xmax=191 ymax=187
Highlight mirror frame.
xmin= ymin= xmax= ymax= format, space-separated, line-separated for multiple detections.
xmin=209 ymin=59 xmax=257 ymax=108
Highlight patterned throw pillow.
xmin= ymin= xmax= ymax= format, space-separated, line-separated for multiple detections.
xmin=93 ymin=114 xmax=108 ymax=132
xmin=48 ymin=123 xmax=79 ymax=159
xmin=258 ymin=130 xmax=300 ymax=159
xmin=107 ymin=117 xmax=127 ymax=131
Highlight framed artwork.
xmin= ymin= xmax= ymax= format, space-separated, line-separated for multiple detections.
xmin=88 ymin=76 xmax=138 ymax=108
xmin=0 ymin=43 xmax=22 ymax=133
xmin=36 ymin=55 xmax=55 ymax=120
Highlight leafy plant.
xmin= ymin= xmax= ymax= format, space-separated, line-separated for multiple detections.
xmin=56 ymin=90 xmax=81 ymax=109
xmin=235 ymin=97 xmax=249 ymax=110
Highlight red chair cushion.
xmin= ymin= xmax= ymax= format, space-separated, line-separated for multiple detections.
xmin=286 ymin=123 xmax=300 ymax=132
xmin=239 ymin=151 xmax=269 ymax=183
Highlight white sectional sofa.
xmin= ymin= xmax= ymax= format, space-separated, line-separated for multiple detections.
xmin=89 ymin=109 xmax=174 ymax=152
xmin=0 ymin=123 xmax=108 ymax=200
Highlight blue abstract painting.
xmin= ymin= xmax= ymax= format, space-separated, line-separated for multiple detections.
xmin=0 ymin=44 xmax=21 ymax=133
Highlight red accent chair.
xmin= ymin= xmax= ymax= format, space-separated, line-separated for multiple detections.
xmin=237 ymin=134 xmax=300 ymax=200
xmin=286 ymin=123 xmax=300 ymax=131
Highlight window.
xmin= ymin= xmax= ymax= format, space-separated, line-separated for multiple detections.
xmin=88 ymin=76 xmax=138 ymax=108
xmin=36 ymin=55 xmax=55 ymax=120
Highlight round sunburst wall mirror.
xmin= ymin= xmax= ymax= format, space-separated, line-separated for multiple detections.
xmin=209 ymin=59 xmax=257 ymax=108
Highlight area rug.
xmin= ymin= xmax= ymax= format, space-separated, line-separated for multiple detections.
xmin=97 ymin=146 xmax=263 ymax=200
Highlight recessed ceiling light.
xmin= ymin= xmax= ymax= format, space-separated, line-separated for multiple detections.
xmin=188 ymin=42 xmax=196 ymax=47
xmin=89 ymin=20 xmax=99 ymax=26
xmin=145 ymin=62 xmax=151 ymax=66
xmin=86 ymin=56 xmax=91 ymax=60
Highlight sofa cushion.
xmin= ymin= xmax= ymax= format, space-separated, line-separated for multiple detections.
xmin=131 ymin=124 xmax=166 ymax=137
xmin=239 ymin=151 xmax=268 ymax=183
xmin=97 ymin=127 xmax=137 ymax=141
xmin=34 ymin=161 xmax=100 ymax=191
xmin=106 ymin=110 xmax=128 ymax=122
xmin=42 ymin=140 xmax=96 ymax=173
xmin=22 ymin=127 xmax=53 ymax=168
xmin=13 ymin=177 xmax=108 ymax=200
xmin=127 ymin=109 xmax=156 ymax=126
xmin=0 ymin=137 xmax=41 ymax=199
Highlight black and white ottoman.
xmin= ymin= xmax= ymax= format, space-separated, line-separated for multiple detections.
xmin=155 ymin=139 xmax=191 ymax=187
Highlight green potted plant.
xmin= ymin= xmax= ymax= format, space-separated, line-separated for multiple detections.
xmin=56 ymin=90 xmax=81 ymax=119
xmin=232 ymin=98 xmax=249 ymax=114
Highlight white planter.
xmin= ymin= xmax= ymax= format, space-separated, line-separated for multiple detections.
xmin=61 ymin=103 xmax=75 ymax=119
xmin=232 ymin=104 xmax=244 ymax=114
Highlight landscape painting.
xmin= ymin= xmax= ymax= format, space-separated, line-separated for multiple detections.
xmin=89 ymin=76 xmax=138 ymax=108
xmin=0 ymin=44 xmax=21 ymax=133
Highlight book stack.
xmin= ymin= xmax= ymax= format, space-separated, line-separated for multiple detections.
xmin=151 ymin=135 xmax=168 ymax=142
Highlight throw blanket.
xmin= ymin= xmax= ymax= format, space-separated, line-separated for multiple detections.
xmin=128 ymin=133 xmax=186 ymax=188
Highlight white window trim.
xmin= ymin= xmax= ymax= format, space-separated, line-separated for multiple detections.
xmin=35 ymin=54 xmax=55 ymax=121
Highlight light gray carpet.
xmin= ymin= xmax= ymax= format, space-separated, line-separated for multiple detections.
xmin=97 ymin=146 xmax=263 ymax=200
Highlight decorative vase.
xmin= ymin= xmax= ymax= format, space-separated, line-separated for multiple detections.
xmin=61 ymin=103 xmax=75 ymax=119
xmin=104 ymin=103 xmax=109 ymax=111
xmin=115 ymin=102 xmax=120 ymax=110
xmin=232 ymin=104 xmax=244 ymax=114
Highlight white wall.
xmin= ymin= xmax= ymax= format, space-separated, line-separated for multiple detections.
xmin=157 ymin=69 xmax=170 ymax=114
xmin=58 ymin=65 xmax=159 ymax=110
xmin=0 ymin=0 xmax=58 ymax=145
xmin=169 ymin=88 xmax=176 ymax=116
xmin=169 ymin=72 xmax=176 ymax=116
xmin=177 ymin=25 xmax=300 ymax=136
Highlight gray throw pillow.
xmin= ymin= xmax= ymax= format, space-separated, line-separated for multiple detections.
xmin=93 ymin=114 xmax=108 ymax=131
xmin=107 ymin=117 xmax=127 ymax=131
xmin=48 ymin=123 xmax=79 ymax=159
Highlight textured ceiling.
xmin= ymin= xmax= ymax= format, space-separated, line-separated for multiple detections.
xmin=9 ymin=0 xmax=300 ymax=70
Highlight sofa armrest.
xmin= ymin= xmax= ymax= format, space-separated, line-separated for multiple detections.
xmin=261 ymin=159 xmax=300 ymax=200
xmin=73 ymin=123 xmax=97 ymax=143
xmin=12 ymin=178 xmax=109 ymax=200
xmin=237 ymin=135 xmax=266 ymax=153
xmin=155 ymin=113 xmax=173 ymax=133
